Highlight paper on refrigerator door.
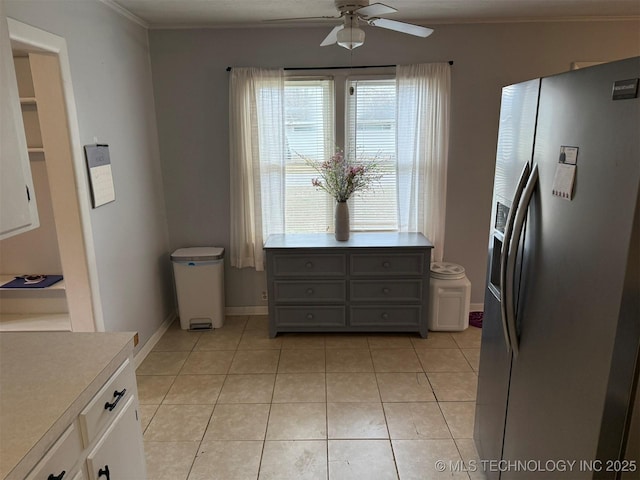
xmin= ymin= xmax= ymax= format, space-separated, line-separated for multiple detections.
xmin=552 ymin=146 xmax=578 ymax=200
xmin=552 ymin=163 xmax=576 ymax=200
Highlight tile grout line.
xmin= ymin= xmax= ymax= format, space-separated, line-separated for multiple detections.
xmin=183 ymin=322 xmax=217 ymax=479
xmin=141 ymin=318 xmax=482 ymax=479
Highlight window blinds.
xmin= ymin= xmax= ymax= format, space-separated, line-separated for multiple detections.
xmin=284 ymin=78 xmax=334 ymax=232
xmin=346 ymin=78 xmax=398 ymax=231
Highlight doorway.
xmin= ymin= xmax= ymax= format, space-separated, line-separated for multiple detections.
xmin=0 ymin=18 xmax=103 ymax=332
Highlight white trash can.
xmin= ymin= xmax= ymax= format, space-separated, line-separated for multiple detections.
xmin=428 ymin=262 xmax=471 ymax=331
xmin=171 ymin=247 xmax=225 ymax=330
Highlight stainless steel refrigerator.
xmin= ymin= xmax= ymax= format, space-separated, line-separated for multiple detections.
xmin=474 ymin=57 xmax=640 ymax=479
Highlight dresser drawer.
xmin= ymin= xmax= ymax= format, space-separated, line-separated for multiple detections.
xmin=274 ymin=280 xmax=346 ymax=303
xmin=25 ymin=423 xmax=83 ymax=480
xmin=79 ymin=359 xmax=137 ymax=446
xmin=350 ymin=279 xmax=423 ymax=302
xmin=350 ymin=306 xmax=422 ymax=327
xmin=350 ymin=253 xmax=426 ymax=276
xmin=275 ymin=306 xmax=346 ymax=327
xmin=271 ymin=254 xmax=346 ymax=277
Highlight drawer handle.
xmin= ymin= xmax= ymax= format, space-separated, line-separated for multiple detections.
xmin=306 ymin=313 xmax=314 ymax=320
xmin=98 ymin=465 xmax=110 ymax=480
xmin=104 ymin=388 xmax=127 ymax=411
xmin=306 ymin=288 xmax=314 ymax=295
xmin=381 ymin=312 xmax=389 ymax=320
xmin=382 ymin=287 xmax=390 ymax=295
xmin=305 ymin=261 xmax=313 ymax=269
xmin=382 ymin=261 xmax=391 ymax=268
xmin=48 ymin=472 xmax=66 ymax=480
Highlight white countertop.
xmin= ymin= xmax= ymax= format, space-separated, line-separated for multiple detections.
xmin=0 ymin=332 xmax=135 ymax=479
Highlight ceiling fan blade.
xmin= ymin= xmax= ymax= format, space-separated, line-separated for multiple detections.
xmin=356 ymin=3 xmax=397 ymax=18
xmin=369 ymin=18 xmax=434 ymax=37
xmin=320 ymin=25 xmax=344 ymax=46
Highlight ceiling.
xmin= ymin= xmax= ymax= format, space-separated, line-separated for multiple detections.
xmin=107 ymin=0 xmax=640 ymax=28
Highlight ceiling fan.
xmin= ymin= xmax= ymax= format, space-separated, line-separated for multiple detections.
xmin=271 ymin=0 xmax=434 ymax=50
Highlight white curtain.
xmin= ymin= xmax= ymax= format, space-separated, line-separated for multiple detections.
xmin=396 ymin=63 xmax=451 ymax=262
xmin=229 ymin=68 xmax=285 ymax=271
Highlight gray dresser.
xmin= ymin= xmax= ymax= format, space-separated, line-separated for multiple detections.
xmin=263 ymin=232 xmax=433 ymax=338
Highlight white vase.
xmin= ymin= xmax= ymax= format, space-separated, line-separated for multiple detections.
xmin=335 ymin=201 xmax=349 ymax=241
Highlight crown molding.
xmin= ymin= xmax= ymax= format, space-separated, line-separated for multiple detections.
xmin=98 ymin=0 xmax=149 ymax=29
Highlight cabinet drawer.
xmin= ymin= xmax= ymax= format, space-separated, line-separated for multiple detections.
xmin=350 ymin=280 xmax=423 ymax=302
xmin=25 ymin=423 xmax=83 ymax=480
xmin=275 ymin=306 xmax=346 ymax=327
xmin=274 ymin=280 xmax=346 ymax=303
xmin=350 ymin=253 xmax=426 ymax=276
xmin=79 ymin=359 xmax=137 ymax=446
xmin=350 ymin=306 xmax=422 ymax=327
xmin=271 ymin=254 xmax=346 ymax=277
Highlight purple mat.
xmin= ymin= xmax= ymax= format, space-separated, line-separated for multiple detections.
xmin=1 ymin=275 xmax=63 ymax=289
xmin=469 ymin=311 xmax=483 ymax=328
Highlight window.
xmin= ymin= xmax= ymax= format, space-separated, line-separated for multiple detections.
xmin=228 ymin=64 xmax=450 ymax=270
xmin=283 ymin=74 xmax=398 ymax=233
xmin=283 ymin=78 xmax=334 ymax=232
xmin=346 ymin=78 xmax=397 ymax=231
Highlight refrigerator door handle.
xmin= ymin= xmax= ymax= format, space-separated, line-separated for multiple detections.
xmin=500 ymin=163 xmax=531 ymax=352
xmin=505 ymin=164 xmax=538 ymax=357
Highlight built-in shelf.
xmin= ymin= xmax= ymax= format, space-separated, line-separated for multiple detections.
xmin=0 ymin=274 xmax=65 ymax=291
xmin=27 ymin=147 xmax=45 ymax=154
xmin=20 ymin=96 xmax=37 ymax=105
xmin=0 ymin=275 xmax=69 ymax=331
xmin=0 ymin=313 xmax=71 ymax=332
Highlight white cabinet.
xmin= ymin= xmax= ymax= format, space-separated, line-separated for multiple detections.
xmin=71 ymin=471 xmax=86 ymax=480
xmin=21 ymin=358 xmax=146 ymax=480
xmin=86 ymin=397 xmax=146 ymax=480
xmin=81 ymin=358 xmax=145 ymax=479
xmin=24 ymin=423 xmax=83 ymax=480
xmin=0 ymin=7 xmax=39 ymax=240
xmin=82 ymin=360 xmax=146 ymax=480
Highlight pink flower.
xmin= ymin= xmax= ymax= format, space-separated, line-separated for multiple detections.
xmin=301 ymin=147 xmax=383 ymax=202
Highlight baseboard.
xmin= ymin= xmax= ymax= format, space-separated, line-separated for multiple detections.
xmin=134 ymin=311 xmax=176 ymax=369
xmin=470 ymin=303 xmax=484 ymax=313
xmin=225 ymin=306 xmax=269 ymax=316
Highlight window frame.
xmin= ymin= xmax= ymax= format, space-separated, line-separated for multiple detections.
xmin=283 ymin=67 xmax=398 ymax=233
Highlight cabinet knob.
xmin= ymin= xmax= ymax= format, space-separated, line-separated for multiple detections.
xmin=382 ymin=261 xmax=390 ymax=268
xmin=382 ymin=287 xmax=390 ymax=295
xmin=98 ymin=465 xmax=110 ymax=480
xmin=306 ymin=313 xmax=314 ymax=320
xmin=306 ymin=288 xmax=314 ymax=295
xmin=104 ymin=388 xmax=126 ymax=411
xmin=48 ymin=472 xmax=66 ymax=480
xmin=381 ymin=312 xmax=389 ymax=320
xmin=305 ymin=261 xmax=313 ymax=269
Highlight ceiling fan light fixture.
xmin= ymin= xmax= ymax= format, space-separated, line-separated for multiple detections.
xmin=337 ymin=26 xmax=365 ymax=49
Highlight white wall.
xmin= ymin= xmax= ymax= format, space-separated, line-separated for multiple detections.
xmin=148 ymin=20 xmax=640 ymax=307
xmin=4 ymin=0 xmax=172 ymax=348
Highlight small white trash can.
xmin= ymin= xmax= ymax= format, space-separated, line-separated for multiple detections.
xmin=428 ymin=262 xmax=471 ymax=331
xmin=171 ymin=247 xmax=225 ymax=330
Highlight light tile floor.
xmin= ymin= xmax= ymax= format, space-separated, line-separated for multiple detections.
xmin=137 ymin=316 xmax=486 ymax=480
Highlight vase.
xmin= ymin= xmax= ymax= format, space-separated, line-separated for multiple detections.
xmin=335 ymin=201 xmax=350 ymax=241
